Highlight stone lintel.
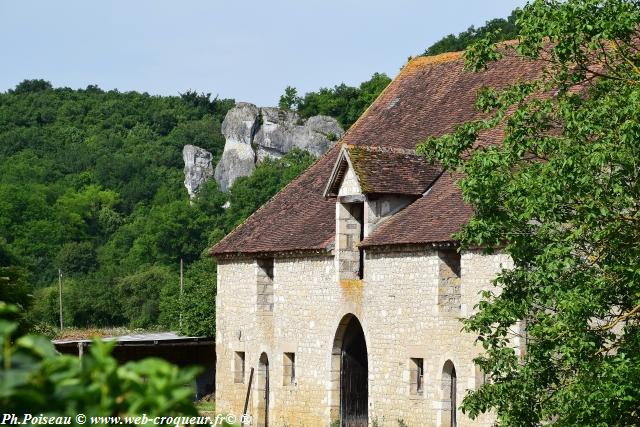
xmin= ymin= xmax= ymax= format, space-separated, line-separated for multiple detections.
xmin=337 ymin=194 xmax=366 ymax=203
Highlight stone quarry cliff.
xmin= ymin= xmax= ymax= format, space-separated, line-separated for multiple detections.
xmin=183 ymin=102 xmax=344 ymax=196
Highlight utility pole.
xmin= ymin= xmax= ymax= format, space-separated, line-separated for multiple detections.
xmin=179 ymin=258 xmax=184 ymax=329
xmin=58 ymin=268 xmax=64 ymax=330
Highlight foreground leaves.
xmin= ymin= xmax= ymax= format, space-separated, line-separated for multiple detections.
xmin=418 ymin=0 xmax=640 ymax=425
xmin=0 ymin=302 xmax=199 ymax=417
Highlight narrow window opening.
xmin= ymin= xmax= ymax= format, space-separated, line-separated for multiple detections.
xmin=410 ymin=358 xmax=424 ymax=395
xmin=234 ymin=351 xmax=245 ymax=383
xmin=474 ymin=364 xmax=487 ymax=389
xmin=442 ymin=360 xmax=457 ymax=427
xmin=283 ymin=352 xmax=295 ymax=385
xmin=257 ymin=258 xmax=274 ymax=312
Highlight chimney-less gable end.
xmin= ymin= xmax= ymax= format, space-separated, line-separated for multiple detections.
xmin=324 ymin=146 xmax=359 ymax=198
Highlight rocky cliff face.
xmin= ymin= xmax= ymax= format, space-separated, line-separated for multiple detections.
xmin=183 ymin=144 xmax=214 ymax=198
xmin=214 ymin=103 xmax=343 ymax=192
xmin=213 ymin=103 xmax=260 ymax=193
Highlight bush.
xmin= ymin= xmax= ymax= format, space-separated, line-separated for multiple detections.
xmin=1 ymin=302 xmax=199 ymax=416
xmin=159 ymin=259 xmax=216 ymax=337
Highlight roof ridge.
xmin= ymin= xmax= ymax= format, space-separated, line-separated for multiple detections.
xmin=402 ymin=51 xmax=464 ymax=74
xmin=347 ymin=144 xmax=419 ymax=155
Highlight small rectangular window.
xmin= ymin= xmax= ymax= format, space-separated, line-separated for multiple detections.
xmin=410 ymin=358 xmax=424 ymax=395
xmin=234 ymin=351 xmax=245 ymax=383
xmin=283 ymin=352 xmax=295 ymax=385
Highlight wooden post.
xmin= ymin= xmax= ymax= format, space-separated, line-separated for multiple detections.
xmin=58 ymin=269 xmax=64 ymax=330
xmin=180 ymin=258 xmax=184 ymax=295
xmin=179 ymin=258 xmax=184 ymax=329
xmin=242 ymin=367 xmax=254 ymax=425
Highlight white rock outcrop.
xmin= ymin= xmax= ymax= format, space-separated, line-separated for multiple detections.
xmin=183 ymin=144 xmax=214 ymax=198
xmin=254 ymin=108 xmax=341 ymax=162
xmin=213 ymin=103 xmax=260 ymax=192
xmin=213 ymin=103 xmax=344 ymax=192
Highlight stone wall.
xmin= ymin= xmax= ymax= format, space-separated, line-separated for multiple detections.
xmin=215 ymin=249 xmax=512 ymax=427
xmin=437 ymin=249 xmax=462 ymax=314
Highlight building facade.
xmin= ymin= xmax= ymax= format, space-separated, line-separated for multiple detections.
xmin=211 ymin=52 xmax=538 ymax=426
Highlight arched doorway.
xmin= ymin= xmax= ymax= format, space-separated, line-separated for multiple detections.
xmin=441 ymin=360 xmax=457 ymax=427
xmin=330 ymin=314 xmax=368 ymax=427
xmin=256 ymin=353 xmax=269 ymax=427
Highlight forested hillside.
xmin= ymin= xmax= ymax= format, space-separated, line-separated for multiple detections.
xmin=0 ymin=80 xmax=314 ymax=335
xmin=0 ymin=9 xmax=518 ymax=335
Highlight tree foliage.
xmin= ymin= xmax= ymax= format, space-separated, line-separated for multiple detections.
xmin=423 ymin=9 xmax=520 ymax=56
xmin=281 ymin=73 xmax=391 ymax=129
xmin=0 ymin=82 xmax=314 ymax=332
xmin=278 ymin=86 xmax=301 ymax=111
xmin=417 ymin=1 xmax=640 ymax=425
xmin=0 ymin=302 xmax=200 ymax=417
xmin=0 ymin=240 xmax=32 ymax=332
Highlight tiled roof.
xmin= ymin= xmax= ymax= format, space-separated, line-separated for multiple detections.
xmin=210 ymin=148 xmax=339 ymax=257
xmin=325 ymin=145 xmax=442 ymax=197
xmin=210 ymin=50 xmax=542 ymax=256
xmin=360 ymin=172 xmax=471 ymax=248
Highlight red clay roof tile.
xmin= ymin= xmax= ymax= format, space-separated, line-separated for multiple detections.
xmin=210 ymin=51 xmax=542 ymax=256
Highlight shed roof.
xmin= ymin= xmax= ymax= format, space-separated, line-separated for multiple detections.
xmin=52 ymin=332 xmax=212 ymax=346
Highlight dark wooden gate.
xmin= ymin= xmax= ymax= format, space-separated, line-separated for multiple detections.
xmin=340 ymin=316 xmax=368 ymax=427
xmin=341 ymin=351 xmax=368 ymax=426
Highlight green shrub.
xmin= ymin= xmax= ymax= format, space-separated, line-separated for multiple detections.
xmin=1 ymin=302 xmax=199 ymax=416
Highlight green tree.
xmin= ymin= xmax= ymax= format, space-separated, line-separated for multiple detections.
xmin=159 ymin=258 xmax=216 ymax=337
xmin=116 ymin=266 xmax=174 ymax=329
xmin=423 ymin=9 xmax=520 ymax=56
xmin=10 ymin=79 xmax=53 ymax=94
xmin=0 ymin=240 xmax=32 ymax=331
xmin=55 ymin=241 xmax=97 ymax=275
xmin=278 ymin=86 xmax=301 ymax=110
xmin=294 ymin=73 xmax=391 ymax=129
xmin=417 ymin=1 xmax=640 ymax=425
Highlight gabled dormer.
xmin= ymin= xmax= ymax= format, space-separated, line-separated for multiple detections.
xmin=324 ymin=145 xmax=363 ymax=200
xmin=324 ymin=144 xmax=443 ymax=280
xmin=325 ymin=146 xmax=366 ymax=280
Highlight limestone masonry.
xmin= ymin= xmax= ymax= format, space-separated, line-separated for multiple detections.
xmin=210 ymin=52 xmax=541 ymax=426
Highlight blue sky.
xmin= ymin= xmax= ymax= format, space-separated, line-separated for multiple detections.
xmin=1 ymin=1 xmax=525 ymax=106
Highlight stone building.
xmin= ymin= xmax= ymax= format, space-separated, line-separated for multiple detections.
xmin=210 ymin=51 xmax=540 ymax=426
